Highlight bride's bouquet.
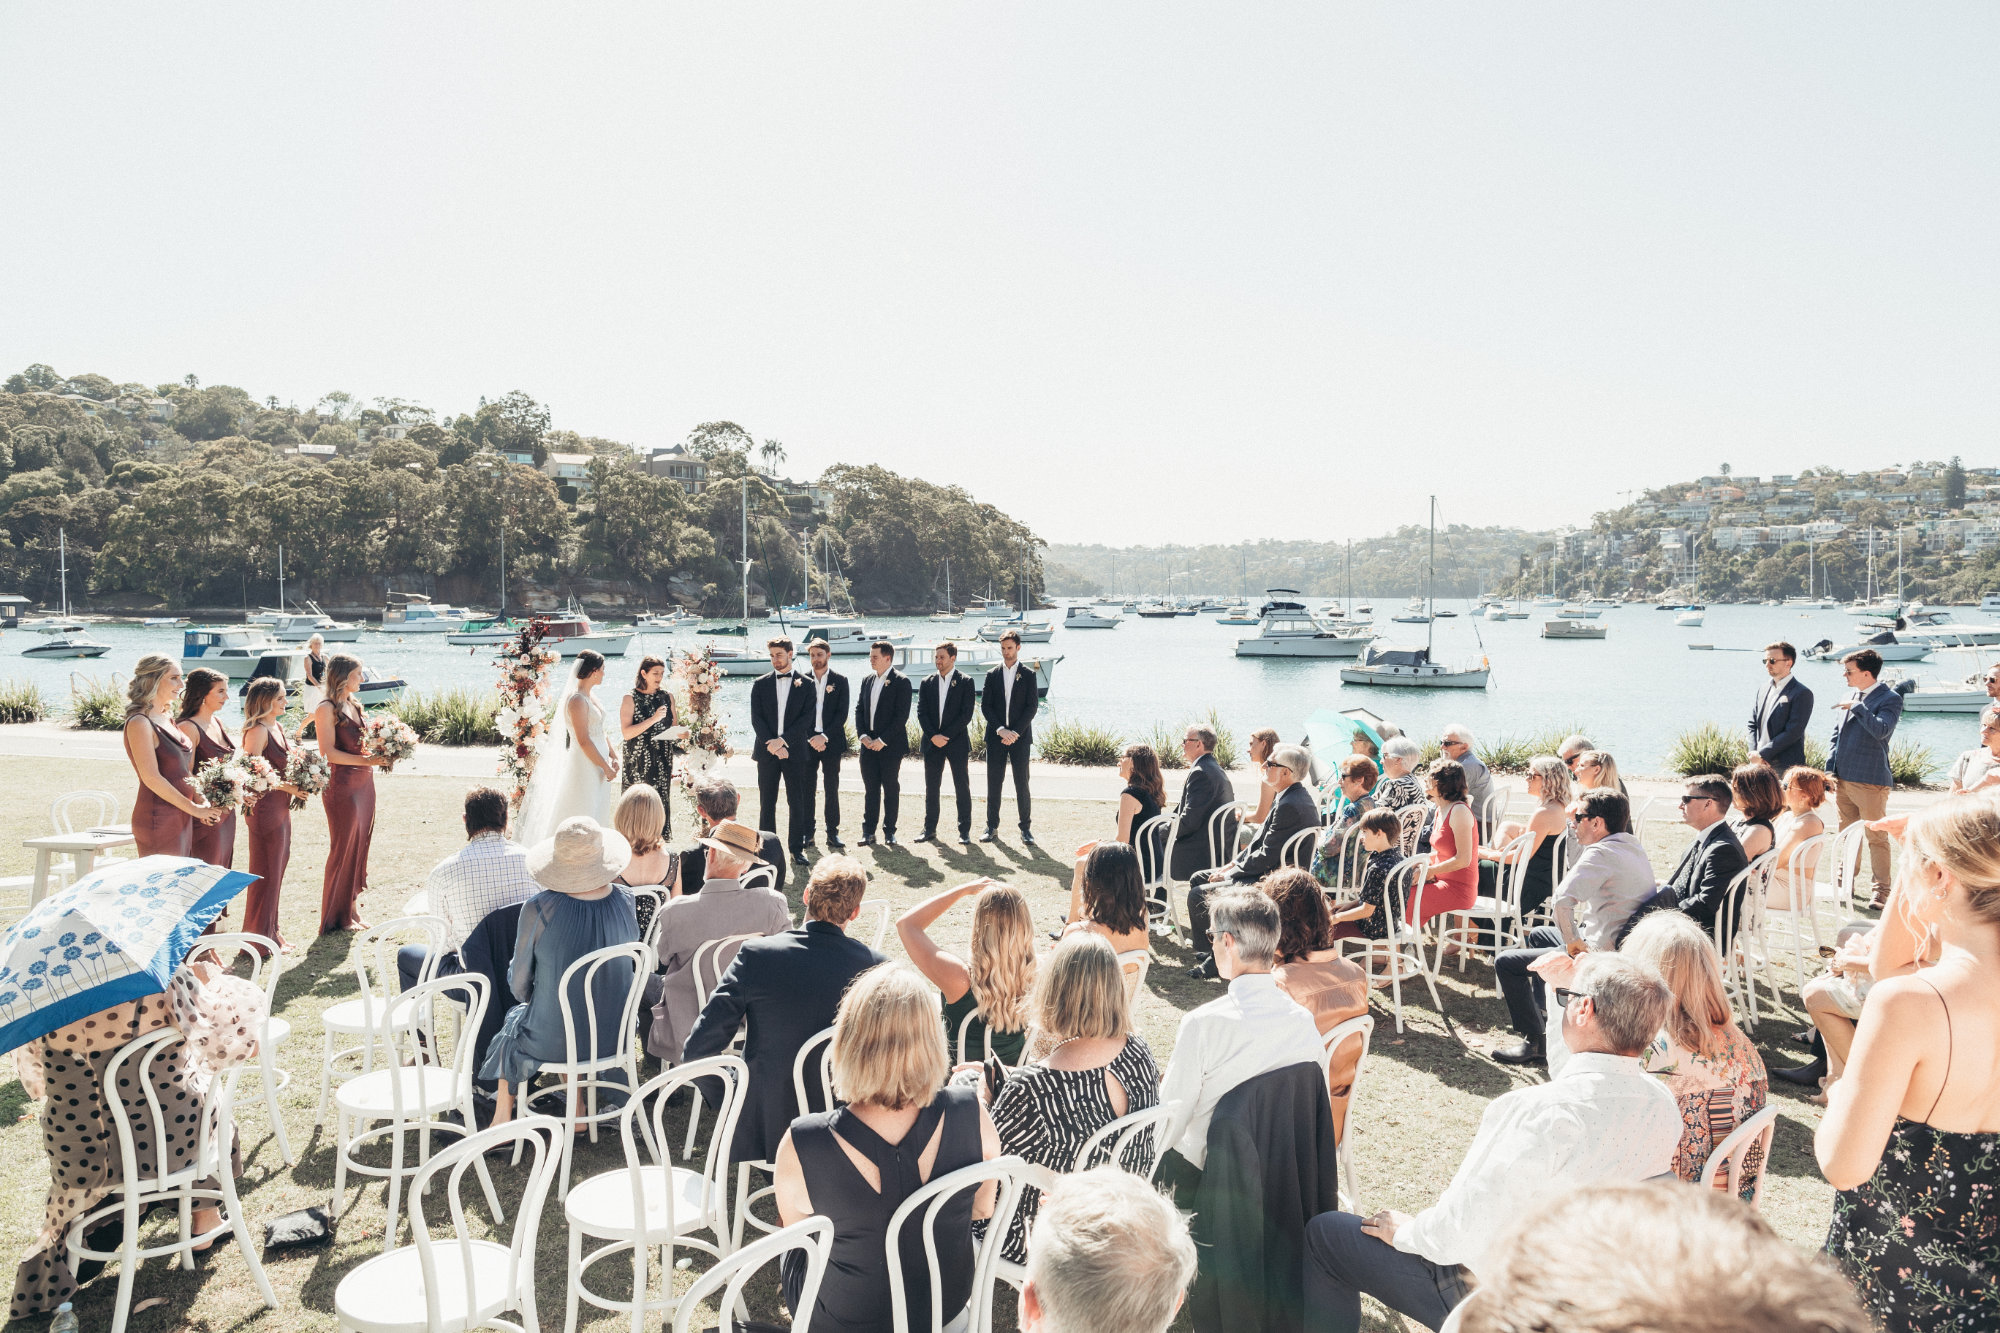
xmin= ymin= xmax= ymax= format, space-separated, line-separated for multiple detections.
xmin=361 ymin=716 xmax=420 ymax=771
xmin=284 ymin=746 xmax=331 ymax=811
xmin=193 ymin=752 xmax=280 ymax=814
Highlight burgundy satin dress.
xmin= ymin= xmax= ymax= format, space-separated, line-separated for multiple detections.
xmin=319 ymin=705 xmax=375 ymax=933
xmin=126 ymin=718 xmax=195 ymax=857
xmin=188 ymin=723 xmax=238 ymax=869
xmin=244 ymin=726 xmax=291 ymax=950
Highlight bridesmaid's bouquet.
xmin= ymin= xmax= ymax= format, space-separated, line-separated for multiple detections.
xmin=361 ymin=716 xmax=420 ymax=771
xmin=284 ymin=747 xmax=331 ymax=810
xmin=193 ymin=752 xmax=279 ymax=814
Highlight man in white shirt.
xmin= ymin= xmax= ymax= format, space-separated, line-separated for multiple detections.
xmin=1303 ymin=952 xmax=1680 ymax=1333
xmin=853 ymin=641 xmax=912 ymax=845
xmin=1157 ymin=887 xmax=1325 ymax=1193
xmin=396 ymin=785 xmax=540 ymax=992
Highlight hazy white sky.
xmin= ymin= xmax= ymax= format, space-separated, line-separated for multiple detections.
xmin=5 ymin=6 xmax=1997 ymax=544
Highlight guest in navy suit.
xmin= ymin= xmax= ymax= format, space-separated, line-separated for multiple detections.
xmin=1827 ymin=647 xmax=1903 ymax=904
xmin=750 ymin=636 xmax=815 ymax=865
xmin=854 ymin=641 xmax=913 ymax=845
xmin=917 ymin=642 xmax=976 ymax=844
xmin=1748 ymin=641 xmax=1814 ymax=775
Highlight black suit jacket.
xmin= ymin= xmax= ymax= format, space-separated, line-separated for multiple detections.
xmin=1667 ymin=821 xmax=1750 ymax=941
xmin=1750 ymin=677 xmax=1814 ymax=773
xmin=854 ymin=669 xmax=912 ymax=759
xmin=1231 ymin=782 xmax=1318 ymax=883
xmin=1171 ymin=754 xmax=1231 ymax=880
xmin=803 ymin=669 xmax=850 ymax=754
xmin=681 ymin=920 xmax=885 ymax=1163
xmin=750 ymin=669 xmax=814 ymax=756
xmin=917 ymin=671 xmax=975 ymax=756
xmin=677 ymin=829 xmax=788 ymax=902
xmin=980 ymin=663 xmax=1037 ymax=746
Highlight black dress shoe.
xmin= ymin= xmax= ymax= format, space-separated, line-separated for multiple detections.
xmin=1020 ymin=830 xmax=1035 ymax=845
xmin=980 ymin=829 xmax=998 ymax=843
xmin=1773 ymin=1057 xmax=1828 ymax=1087
xmin=959 ymin=834 xmax=973 ymax=846
xmin=884 ymin=834 xmax=898 ymax=846
xmin=791 ymin=852 xmax=810 ymax=866
xmin=914 ymin=832 xmax=934 ymax=843
xmin=1491 ymin=1041 xmax=1547 ymax=1066
xmin=857 ymin=836 xmax=876 ymax=847
xmin=1187 ymin=956 xmax=1219 ymax=980
xmin=827 ymin=836 xmax=845 ymax=850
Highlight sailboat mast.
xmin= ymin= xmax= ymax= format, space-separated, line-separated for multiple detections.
xmin=1427 ymin=497 xmax=1436 ymax=655
xmin=277 ymin=544 xmax=286 ymax=614
xmin=740 ymin=476 xmax=750 ymax=627
xmin=58 ymin=527 xmax=68 ymax=620
xmin=1345 ymin=539 xmax=1352 ymax=619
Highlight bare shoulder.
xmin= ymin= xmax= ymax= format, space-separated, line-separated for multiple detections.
xmin=1866 ymin=973 xmax=1950 ymax=1022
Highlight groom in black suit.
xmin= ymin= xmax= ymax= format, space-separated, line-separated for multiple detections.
xmin=749 ymin=636 xmax=814 ymax=864
xmin=916 ymin=642 xmax=976 ymax=843
xmin=981 ymin=630 xmax=1038 ymax=844
xmin=854 ymin=641 xmax=912 ymax=845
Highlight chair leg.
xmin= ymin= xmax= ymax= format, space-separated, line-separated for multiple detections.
xmin=220 ymin=1168 xmax=280 ymax=1309
xmin=732 ymin=1160 xmax=753 ymax=1251
xmin=332 ymin=1110 xmax=351 ymax=1209
xmin=178 ymin=1193 xmax=195 ymax=1271
xmin=260 ymin=1043 xmax=294 ymax=1166
xmin=684 ymin=1088 xmax=705 ymax=1158
xmin=315 ymin=1031 xmax=335 ymax=1127
xmin=110 ymin=1199 xmax=142 ymax=1333
xmin=630 ymin=1230 xmax=650 ymax=1333
xmin=564 ymin=1226 xmax=582 ymax=1333
xmin=383 ymin=1120 xmax=407 ymax=1253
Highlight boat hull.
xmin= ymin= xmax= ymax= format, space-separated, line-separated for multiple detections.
xmin=1235 ymin=637 xmax=1366 ymax=658
xmin=22 ymin=641 xmax=110 ymax=659
xmin=1542 ymin=623 xmax=1607 ymax=640
xmin=272 ymin=624 xmax=362 ymax=642
xmin=1338 ymin=665 xmax=1491 ymax=688
xmin=547 ymin=632 xmax=632 ymax=658
xmin=182 ymin=649 xmax=308 ymax=681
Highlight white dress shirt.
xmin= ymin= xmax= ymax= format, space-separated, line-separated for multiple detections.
xmin=932 ymin=670 xmax=953 ymax=713
xmin=811 ymin=667 xmax=830 ymax=733
xmin=1159 ymin=972 xmax=1326 ymax=1168
xmin=1756 ymin=673 xmax=1793 ymax=748
xmin=1394 ymin=1050 xmax=1680 ymax=1274
xmin=863 ymin=668 xmax=888 ymax=732
xmin=426 ymin=831 xmax=541 ymax=951
xmin=772 ymin=671 xmax=793 ymax=728
xmin=1000 ymin=662 xmax=1017 ymax=720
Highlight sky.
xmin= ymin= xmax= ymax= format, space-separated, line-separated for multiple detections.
xmin=4 ymin=5 xmax=1998 ymax=546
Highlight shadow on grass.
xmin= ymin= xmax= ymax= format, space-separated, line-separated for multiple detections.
xmin=868 ymin=846 xmax=943 ymax=888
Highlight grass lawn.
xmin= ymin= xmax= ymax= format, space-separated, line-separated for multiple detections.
xmin=0 ymin=756 xmax=1841 ymax=1331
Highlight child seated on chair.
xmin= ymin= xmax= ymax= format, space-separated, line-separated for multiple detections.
xmin=1331 ymin=809 xmax=1401 ymax=945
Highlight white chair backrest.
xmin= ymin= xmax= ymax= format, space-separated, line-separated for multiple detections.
xmin=1133 ymin=813 xmax=1173 ymax=889
xmin=102 ymin=1025 xmax=239 ymax=1195
xmin=793 ymin=1025 xmax=839 ymax=1117
xmin=857 ymin=900 xmax=891 ymax=951
xmin=407 ymin=1116 xmax=564 ymax=1332
xmin=1699 ymin=1104 xmax=1779 ymax=1207
xmin=1495 ymin=833 xmax=1537 ymax=916
xmin=1386 ymin=855 xmax=1431 ymax=939
xmin=739 ymin=863 xmax=778 ymax=895
xmin=625 ymin=1054 xmax=751 ymax=1230
xmin=689 ymin=933 xmax=758 ymax=1014
xmin=555 ymin=941 xmax=653 ymax=1073
xmin=1207 ymin=802 xmax=1249 ymax=868
xmin=629 ymin=886 xmax=666 ymax=949
xmin=1784 ymin=832 xmax=1830 ymax=896
xmin=672 ymin=1215 xmax=834 ymax=1333
xmin=1829 ymin=821 xmax=1869 ymax=909
xmin=1477 ymin=790 xmax=1510 ymax=840
xmin=1281 ymin=826 xmax=1318 ymax=871
xmin=885 ymin=1155 xmax=1031 ymax=1333
xmin=1324 ymin=824 xmax=1369 ymax=893
xmin=1634 ymin=795 xmax=1681 ymax=846
xmin=1395 ymin=804 xmax=1429 ymax=857
xmin=1073 ymin=1099 xmax=1179 ymax=1180
xmin=1321 ymin=1014 xmax=1374 ymax=1135
xmin=183 ymin=930 xmax=282 ymax=997
xmin=380 ymin=972 xmax=491 ymax=1124
xmin=1115 ymin=948 xmax=1152 ymax=999
xmin=51 ymin=789 xmax=119 ymax=834
xmin=352 ymin=914 xmax=449 ymax=1008
xmin=1714 ymin=853 xmax=1774 ymax=951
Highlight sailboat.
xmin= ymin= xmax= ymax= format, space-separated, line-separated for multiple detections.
xmin=931 ymin=557 xmax=962 ymax=622
xmin=1846 ymin=528 xmax=1903 ymax=618
xmin=22 ymin=529 xmax=110 ymax=658
xmin=1783 ymin=537 xmax=1836 ymax=610
xmin=1340 ymin=499 xmax=1490 ymax=689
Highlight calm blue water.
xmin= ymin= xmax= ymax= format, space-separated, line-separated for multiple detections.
xmin=8 ymin=604 xmax=1987 ymax=777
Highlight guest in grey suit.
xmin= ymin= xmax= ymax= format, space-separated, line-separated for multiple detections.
xmin=1170 ymin=723 xmax=1232 ymax=880
xmin=646 ymin=820 xmax=793 ymax=1061
xmin=1827 ymin=648 xmax=1903 ymax=903
xmin=1438 ymin=724 xmax=1493 ymax=831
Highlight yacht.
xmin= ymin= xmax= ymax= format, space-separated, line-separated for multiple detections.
xmin=965 ymin=596 xmax=1013 ymax=617
xmin=631 ymin=609 xmax=700 ymax=631
xmin=1585 ymin=598 xmax=1621 ymax=610
xmin=354 ymin=665 xmax=408 ymax=709
xmin=1063 ymin=605 xmax=1122 ymax=629
xmin=1542 ymin=620 xmax=1607 ymax=641
xmin=264 ymin=605 xmax=363 ymax=643
xmin=1214 ymin=605 xmax=1261 ymax=626
xmin=383 ymin=591 xmax=479 ymax=632
xmin=535 ymin=614 xmax=633 ymax=658
xmin=1482 ymin=604 xmax=1509 ymax=622
xmin=1898 ymin=610 xmax=2000 ymax=650
xmin=802 ymin=620 xmax=916 ymax=654
xmin=1339 ymin=643 xmax=1491 ymax=688
xmin=1233 ymin=593 xmax=1371 ymax=658
xmin=446 ymin=616 xmax=523 ymax=646
xmin=1981 ymin=593 xmax=2000 ymax=615
xmin=1675 ymin=609 xmax=1706 ymax=627
xmin=182 ymin=627 xmax=309 ymax=682
xmin=1556 ymin=606 xmax=1601 ymax=619
xmin=892 ymin=640 xmax=1063 ymax=697
xmin=1889 ymin=665 xmax=1999 ymax=713
xmin=975 ymin=616 xmax=1055 ymax=643
xmin=141 ymin=616 xmax=191 ymax=628
xmin=20 ymin=529 xmax=109 ymax=657
xmin=1807 ymin=631 xmax=1931 ymax=663
xmin=1390 ymin=597 xmax=1430 ymax=624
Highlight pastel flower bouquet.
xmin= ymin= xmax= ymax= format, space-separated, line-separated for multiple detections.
xmin=284 ymin=746 xmax=331 ymax=811
xmin=192 ymin=752 xmax=280 ymax=814
xmin=361 ymin=716 xmax=420 ymax=771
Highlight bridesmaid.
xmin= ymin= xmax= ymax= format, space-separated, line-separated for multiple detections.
xmin=619 ymin=655 xmax=679 ymax=824
xmin=314 ymin=654 xmax=386 ymax=934
xmin=177 ymin=667 xmax=238 ymax=869
xmin=241 ymin=677 xmax=302 ymax=954
xmin=122 ymin=653 xmax=221 ymax=856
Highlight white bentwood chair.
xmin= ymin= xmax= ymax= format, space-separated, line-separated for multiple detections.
xmin=680 ymin=932 xmax=758 ymax=1154
xmin=1699 ymin=1104 xmax=1779 ymax=1209
xmin=523 ymin=941 xmax=654 ymax=1200
xmin=1336 ymin=855 xmax=1443 ymax=1034
xmin=1322 ymin=1015 xmax=1375 ymax=1212
xmin=735 ymin=1025 xmax=839 ymax=1250
xmin=887 ymin=1157 xmax=1034 ymax=1333
xmin=183 ymin=930 xmax=295 ymax=1166
xmin=669 ymin=1216 xmax=835 ymax=1333
xmin=317 ymin=914 xmax=450 ymax=1126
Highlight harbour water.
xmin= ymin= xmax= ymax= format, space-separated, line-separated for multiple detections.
xmin=7 ymin=603 xmax=1989 ymax=778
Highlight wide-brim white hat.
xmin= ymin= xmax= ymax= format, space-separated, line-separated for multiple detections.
xmin=528 ymin=816 xmax=632 ymax=894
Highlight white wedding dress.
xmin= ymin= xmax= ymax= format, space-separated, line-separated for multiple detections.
xmin=515 ymin=685 xmax=617 ymax=848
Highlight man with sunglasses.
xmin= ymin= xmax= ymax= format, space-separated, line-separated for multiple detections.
xmin=1946 ymin=703 xmax=2000 ymax=796
xmin=1621 ymin=774 xmax=1749 ymax=949
xmin=1184 ymin=744 xmax=1317 ymax=980
xmin=1748 ymin=641 xmax=1813 ymax=776
xmin=1827 ymin=647 xmax=1903 ymax=906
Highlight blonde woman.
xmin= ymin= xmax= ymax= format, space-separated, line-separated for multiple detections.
xmin=121 ymin=653 xmax=219 ymax=856
xmin=315 ymin=653 xmax=387 ymax=933
xmin=611 ymin=782 xmax=679 ymax=943
xmin=774 ymin=963 xmax=1001 ymax=1333
xmin=301 ymin=632 xmax=327 ymax=720
xmin=241 ymin=677 xmax=304 ymax=952
xmin=1574 ymin=749 xmax=1627 ymax=798
xmin=984 ymin=932 xmax=1161 ymax=1261
xmin=177 ymin=667 xmax=239 ymax=869
xmin=1244 ymin=726 xmax=1282 ymax=824
xmin=1480 ymin=754 xmax=1571 ymax=918
xmin=897 ymin=877 xmax=1036 ymax=1064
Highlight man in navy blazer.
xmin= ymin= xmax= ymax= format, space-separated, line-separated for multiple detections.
xmin=681 ymin=855 xmax=885 ymax=1166
xmin=749 ymin=636 xmax=815 ymax=864
xmin=853 ymin=640 xmax=912 ymax=845
xmin=1748 ymin=640 xmax=1814 ymax=775
xmin=981 ymin=630 xmax=1039 ymax=844
xmin=1625 ymin=774 xmax=1751 ymax=949
xmin=1828 ymin=647 xmax=1904 ymax=902
xmin=916 ymin=642 xmax=976 ymax=843
xmin=1170 ymin=723 xmax=1232 ymax=880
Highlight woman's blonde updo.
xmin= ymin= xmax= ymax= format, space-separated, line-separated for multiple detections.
xmin=124 ymin=653 xmax=179 ymax=721
xmin=1903 ymin=794 xmax=2000 ymax=929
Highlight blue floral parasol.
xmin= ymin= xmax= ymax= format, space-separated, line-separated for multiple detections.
xmin=0 ymin=855 xmax=254 ymax=1055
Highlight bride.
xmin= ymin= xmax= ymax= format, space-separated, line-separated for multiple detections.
xmin=516 ymin=650 xmax=619 ymax=848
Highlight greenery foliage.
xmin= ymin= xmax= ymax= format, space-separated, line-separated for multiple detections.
xmin=68 ymin=674 xmax=123 ymax=730
xmin=1667 ymin=722 xmax=1934 ymax=787
xmin=1035 ymin=716 xmax=1125 ymax=766
xmin=1144 ymin=709 xmax=1240 ymax=771
xmin=0 ymin=678 xmax=46 ymax=724
xmin=390 ymin=688 xmax=501 ymax=747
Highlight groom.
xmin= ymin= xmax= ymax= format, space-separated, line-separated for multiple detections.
xmin=751 ymin=636 xmax=815 ymax=866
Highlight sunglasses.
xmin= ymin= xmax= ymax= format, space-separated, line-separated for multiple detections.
xmin=1678 ymin=795 xmax=1712 ymax=807
xmin=1554 ymin=988 xmax=1595 ymax=1007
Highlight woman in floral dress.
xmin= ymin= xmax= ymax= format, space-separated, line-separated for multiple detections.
xmin=618 ymin=656 xmax=681 ymax=831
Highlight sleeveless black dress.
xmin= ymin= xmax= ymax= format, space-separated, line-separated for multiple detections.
xmin=781 ymin=1084 xmax=985 ymax=1333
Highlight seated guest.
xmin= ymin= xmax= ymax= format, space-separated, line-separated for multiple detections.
xmin=1242 ymin=727 xmax=1283 ymax=824
xmin=1946 ymin=703 xmax=2000 ymax=794
xmin=1157 ymin=888 xmax=1325 ymax=1193
xmin=1477 ymin=755 xmax=1569 ymax=918
xmin=1417 ymin=760 xmax=1479 ymax=929
xmin=1451 ymin=1182 xmax=1872 ymax=1333
xmin=1168 ymin=722 xmax=1232 ymax=880
xmin=1111 ymin=743 xmax=1166 ymax=845
xmin=1437 ymin=723 xmax=1493 ymax=826
xmin=1371 ymin=737 xmax=1425 ymax=811
xmin=645 ymin=820 xmax=793 ymax=1062
xmin=613 ymin=782 xmax=680 ymax=944
xmin=675 ymin=776 xmax=786 ymax=900
xmin=773 ymin=962 xmax=1002 ymax=1333
xmin=1185 ymin=744 xmax=1318 ymax=979
xmin=1629 ymin=775 xmax=1749 ymax=947
xmin=399 ymin=784 xmax=543 ymax=994
xmin=897 ymin=877 xmax=1036 ymax=1064
xmin=1765 ymin=766 xmax=1829 ymax=907
xmin=986 ymin=933 xmax=1162 ymax=1260
xmin=1019 ymin=1167 xmax=1197 ymax=1333
xmin=1062 ymin=841 xmax=1152 ymax=960
xmin=1330 ymin=809 xmax=1404 ymax=944
xmin=1557 ymin=733 xmax=1594 ymax=771
xmin=1312 ymin=756 xmax=1379 ymax=885
xmin=1775 ymin=922 xmax=1884 ymax=1099
xmin=1573 ymin=749 xmax=1629 ymax=798
xmin=1350 ymin=732 xmax=1380 ymax=766
xmin=1492 ymin=788 xmax=1654 ymax=1065
xmin=1303 ymin=953 xmax=1681 ymax=1333
xmin=1536 ymin=913 xmax=1767 ymax=1195
xmin=1262 ymin=868 xmax=1368 ymax=1138
xmin=682 ymin=854 xmax=886 ymax=1167
xmin=481 ymin=816 xmax=640 ymax=1126
xmin=1728 ymin=761 xmax=1782 ymax=861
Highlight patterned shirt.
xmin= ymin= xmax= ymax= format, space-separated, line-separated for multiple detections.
xmin=427 ymin=831 xmax=541 ymax=951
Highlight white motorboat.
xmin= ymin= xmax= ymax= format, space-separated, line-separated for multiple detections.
xmin=1482 ymin=604 xmax=1509 ymax=621
xmin=964 ymin=596 xmax=1013 ymax=617
xmin=631 ymin=609 xmax=700 ymax=631
xmin=1675 ymin=610 xmax=1706 ymax=627
xmin=1899 ymin=610 xmax=2000 ymax=650
xmin=21 ymin=529 xmax=109 ymax=657
xmin=354 ymin=665 xmax=408 ymax=709
xmin=1340 ymin=643 xmax=1491 ymax=688
xmin=1783 ymin=597 xmax=1837 ymax=611
xmin=1064 ymin=605 xmax=1122 ymax=629
xmin=1889 ymin=665 xmax=1997 ymax=713
xmin=1981 ymin=593 xmax=2000 ymax=615
xmin=1585 ymin=598 xmax=1621 ymax=610
xmin=1846 ymin=600 xmax=1904 ymax=618
xmin=141 ymin=616 xmax=191 ymax=628
xmin=801 ymin=620 xmax=916 ymax=654
xmin=1390 ymin=597 xmax=1430 ymax=624
xmin=383 ymin=591 xmax=479 ymax=633
xmin=1556 ymin=606 xmax=1601 ymax=619
xmin=446 ymin=617 xmax=523 ymax=646
xmin=182 ymin=627 xmax=309 ymax=682
xmin=976 ymin=616 xmax=1055 ymax=643
xmin=1807 ymin=631 xmax=1931 ymax=663
xmin=1215 ymin=605 xmax=1260 ymax=626
xmin=1234 ymin=593 xmax=1370 ymax=658
xmin=1542 ymin=620 xmax=1607 ymax=640
xmin=265 ymin=605 xmax=363 ymax=643
xmin=535 ymin=614 xmax=632 ymax=658
xmin=892 ymin=640 xmax=1063 ymax=697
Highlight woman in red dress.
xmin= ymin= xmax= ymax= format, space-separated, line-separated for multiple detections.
xmin=1415 ymin=760 xmax=1479 ymax=928
xmin=120 ymin=653 xmax=222 ymax=856
xmin=315 ymin=654 xmax=386 ymax=934
xmin=241 ymin=677 xmax=301 ymax=953
xmin=177 ymin=667 xmax=238 ymax=869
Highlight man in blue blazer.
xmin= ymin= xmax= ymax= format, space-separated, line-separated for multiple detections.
xmin=1748 ymin=640 xmax=1814 ymax=775
xmin=1828 ymin=648 xmax=1903 ymax=904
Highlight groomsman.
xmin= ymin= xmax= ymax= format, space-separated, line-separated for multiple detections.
xmin=916 ymin=641 xmax=975 ymax=844
xmin=750 ymin=636 xmax=814 ymax=865
xmin=982 ymin=630 xmax=1038 ymax=844
xmin=854 ymin=640 xmax=912 ymax=845
xmin=1748 ymin=640 xmax=1814 ymax=775
xmin=802 ymin=639 xmax=851 ymax=850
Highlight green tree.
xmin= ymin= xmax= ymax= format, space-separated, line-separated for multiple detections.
xmin=462 ymin=391 xmax=553 ymax=466
xmin=95 ymin=470 xmax=247 ymax=604
xmin=4 ymin=364 xmax=60 ymax=394
xmin=440 ymin=460 xmax=572 ymax=592
xmin=311 ymin=422 xmax=359 ymax=456
xmin=367 ymin=439 xmax=439 ymax=478
xmin=174 ymin=385 xmax=256 ymax=441
xmin=1946 ymin=456 xmax=1967 ymax=509
xmin=577 ymin=458 xmax=712 ymax=583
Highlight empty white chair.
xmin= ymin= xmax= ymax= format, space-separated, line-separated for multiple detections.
xmin=332 ymin=972 xmax=497 ymax=1250
xmin=735 ymin=1025 xmax=838 ymax=1250
xmin=564 ymin=1055 xmax=750 ymax=1333
xmin=669 ymin=1215 xmax=835 ymax=1333
xmin=1712 ymin=854 xmax=1775 ymax=1030
xmin=333 ymin=1116 xmax=564 ymax=1333
xmin=49 ymin=789 xmax=129 ymax=888
xmin=1207 ymin=801 xmax=1250 ymax=870
xmin=1698 ymin=1104 xmax=1779 ymax=1208
xmin=520 ymin=940 xmax=653 ymax=1199
xmin=317 ymin=914 xmax=450 ymax=1126
xmin=1113 ymin=948 xmax=1152 ymax=1006
xmin=1761 ymin=832 xmax=1831 ymax=992
xmin=183 ymin=931 xmax=294 ymax=1166
xmin=1335 ymin=856 xmax=1443 ymax=1034
xmin=886 ymin=1156 xmax=1033 ymax=1333
xmin=1827 ymin=820 xmax=1870 ymax=913
xmin=1321 ymin=1015 xmax=1374 ymax=1211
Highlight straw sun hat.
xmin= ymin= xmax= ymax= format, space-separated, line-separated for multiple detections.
xmin=696 ymin=819 xmax=763 ymax=860
xmin=528 ymin=816 xmax=632 ymax=894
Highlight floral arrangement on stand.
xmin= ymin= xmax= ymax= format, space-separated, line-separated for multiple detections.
xmin=361 ymin=716 xmax=420 ymax=771
xmin=284 ymin=746 xmax=331 ymax=810
xmin=192 ymin=752 xmax=279 ymax=814
xmin=667 ymin=646 xmax=733 ymax=792
xmin=493 ymin=618 xmax=560 ymax=810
